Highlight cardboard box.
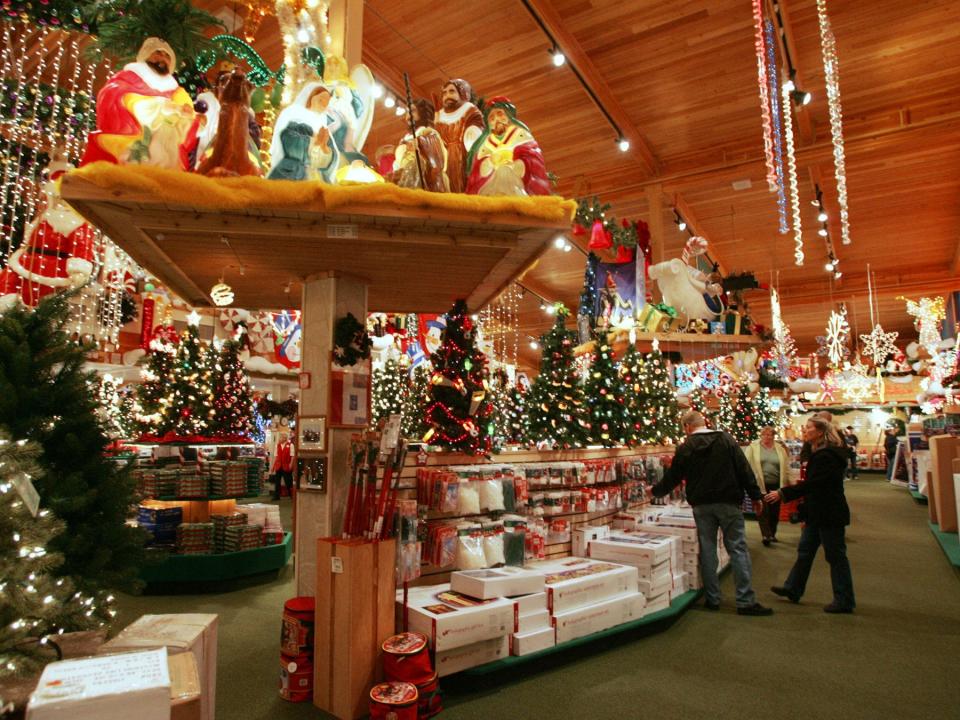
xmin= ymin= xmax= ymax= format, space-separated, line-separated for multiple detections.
xmin=450 ymin=566 xmax=545 ymax=600
xmin=672 ymin=571 xmax=689 ymax=596
xmin=516 ymin=609 xmax=551 ymax=633
xmin=101 ymin=614 xmax=217 ymax=720
xmin=929 ymin=435 xmax=960 ymax=531
xmin=626 ymin=522 xmax=699 ymax=544
xmin=511 ymin=626 xmax=556 ymax=656
xmin=512 ymin=591 xmax=547 ymax=615
xmin=169 ymin=651 xmax=202 ymax=720
xmin=435 ymin=635 xmax=509 ymax=677
xmin=402 ymin=584 xmax=516 ymax=651
xmin=643 ymin=593 xmax=671 ymax=615
xmin=28 ymin=648 xmax=170 ymax=720
xmin=597 ymin=533 xmax=677 ymax=565
xmin=552 ymin=592 xmax=646 ymax=643
xmin=535 ymin=558 xmax=638 ymax=614
xmin=572 ymin=525 xmax=610 ymax=557
xmin=638 ymin=568 xmax=673 ymax=598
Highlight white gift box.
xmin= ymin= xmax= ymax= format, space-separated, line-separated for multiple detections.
xmin=511 ymin=626 xmax=556 ymax=656
xmin=400 ymin=584 xmax=515 ymax=651
xmin=535 ymin=558 xmax=638 ymax=614
xmin=628 ymin=522 xmax=699 ymax=544
xmin=590 ymin=534 xmax=676 ymax=566
xmin=572 ymin=525 xmax=610 ymax=558
xmin=100 ymin=613 xmax=217 ymax=720
xmin=28 ymin=648 xmax=170 ymax=720
xmin=552 ymin=592 xmax=646 ymax=644
xmin=435 ymin=635 xmax=509 ymax=676
xmin=516 ymin=609 xmax=551 ymax=633
xmin=637 ymin=571 xmax=673 ymax=599
xmin=512 ymin=591 xmax=547 ymax=615
xmin=643 ymin=592 xmax=671 ymax=615
xmin=450 ymin=566 xmax=545 ymax=600
xmin=672 ymin=571 xmax=690 ymax=595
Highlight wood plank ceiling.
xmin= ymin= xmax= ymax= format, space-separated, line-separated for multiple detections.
xmin=169 ymin=2 xmax=960 ymax=373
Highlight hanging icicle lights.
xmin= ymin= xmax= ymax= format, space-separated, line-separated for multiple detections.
xmin=752 ymin=0 xmax=777 ymax=193
xmin=816 ymin=0 xmax=851 ymax=246
xmin=764 ymin=19 xmax=788 ymax=235
xmin=782 ymin=81 xmax=803 ymax=266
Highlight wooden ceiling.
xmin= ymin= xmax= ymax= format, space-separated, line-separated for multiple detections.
xmin=115 ymin=2 xmax=960 ymax=372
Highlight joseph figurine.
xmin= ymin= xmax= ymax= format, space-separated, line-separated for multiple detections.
xmin=435 ymin=78 xmax=483 ymax=193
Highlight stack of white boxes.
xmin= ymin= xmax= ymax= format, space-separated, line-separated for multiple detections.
xmin=588 ymin=532 xmax=679 ymax=613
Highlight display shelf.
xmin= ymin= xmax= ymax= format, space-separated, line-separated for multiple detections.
xmin=139 ymin=532 xmax=292 ymax=583
xmin=151 ymin=493 xmax=263 ymax=502
xmin=929 ymin=522 xmax=960 ymax=568
xmin=461 ymin=589 xmax=701 ymax=676
xmin=910 ymin=489 xmax=928 ymax=504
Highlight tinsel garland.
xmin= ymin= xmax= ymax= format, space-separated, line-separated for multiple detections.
xmin=816 ymin=0 xmax=851 ymax=245
xmin=751 ymin=0 xmax=776 ymax=193
xmin=781 ymin=82 xmax=803 ymax=266
xmin=764 ymin=20 xmax=788 ymax=234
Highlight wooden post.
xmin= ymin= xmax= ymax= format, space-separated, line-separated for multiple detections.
xmin=294 ymin=272 xmax=368 ymax=597
xmin=327 ymin=0 xmax=364 ymax=68
xmin=645 ymin=183 xmax=665 ymax=266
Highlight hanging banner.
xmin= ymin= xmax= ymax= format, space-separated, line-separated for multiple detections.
xmin=140 ymin=297 xmax=155 ymax=349
xmin=595 ymin=259 xmax=637 ymax=328
xmin=272 ymin=310 xmax=302 ymax=369
xmin=417 ymin=313 xmax=447 ymax=360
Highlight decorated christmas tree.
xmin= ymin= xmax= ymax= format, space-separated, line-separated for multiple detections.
xmin=400 ymin=363 xmax=431 ymax=440
xmin=162 ymin=315 xmax=215 ymax=437
xmin=634 ymin=343 xmax=682 ymax=444
xmin=584 ymin=332 xmax=627 ymax=446
xmin=423 ymin=300 xmax=494 ymax=455
xmin=524 ymin=305 xmax=589 ymax=448
xmin=618 ymin=341 xmax=646 ymax=446
xmin=505 ymin=381 xmax=528 ymax=444
xmin=136 ymin=324 xmax=178 ymax=434
xmin=488 ymin=368 xmax=519 ymax=450
xmin=0 ymin=432 xmax=111 ymax=678
xmin=0 ymin=295 xmax=146 ymax=596
xmin=687 ymin=385 xmax=711 ymax=423
xmin=210 ymin=338 xmax=254 ymax=439
xmin=372 ymin=357 xmax=407 ymax=426
xmin=96 ymin=374 xmax=137 ymax=440
xmin=753 ymin=387 xmax=777 ymax=431
xmin=716 ymin=387 xmax=737 ymax=434
xmin=729 ymin=384 xmax=759 ymax=445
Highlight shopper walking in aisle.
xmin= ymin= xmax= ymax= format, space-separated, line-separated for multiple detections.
xmin=766 ymin=416 xmax=856 ymax=613
xmin=745 ymin=425 xmax=793 ymax=546
xmin=843 ymin=426 xmax=860 ymax=480
xmin=884 ymin=426 xmax=899 ymax=481
xmin=271 ymin=432 xmax=295 ymax=500
xmin=650 ymin=410 xmax=773 ymax=616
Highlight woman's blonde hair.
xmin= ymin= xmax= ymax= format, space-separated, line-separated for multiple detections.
xmin=807 ymin=416 xmax=843 ymax=447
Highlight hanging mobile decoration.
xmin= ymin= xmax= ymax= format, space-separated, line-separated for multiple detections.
xmin=781 ymin=82 xmax=803 ymax=265
xmin=764 ymin=19 xmax=789 ymax=233
xmin=751 ymin=0 xmax=776 ymax=193
xmin=901 ymin=295 xmax=946 ymax=353
xmin=837 ymin=359 xmax=873 ymax=403
xmin=816 ymin=0 xmax=851 ymax=246
xmin=769 ymin=288 xmax=797 ymax=375
xmin=859 ymin=267 xmax=898 ymax=367
xmin=818 ymin=308 xmax=851 ymax=367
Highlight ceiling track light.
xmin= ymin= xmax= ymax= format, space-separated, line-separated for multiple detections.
xmin=617 ymin=137 xmax=630 ymax=152
xmin=817 ymin=210 xmax=828 ymax=222
xmin=550 ymin=46 xmax=566 ymax=67
xmin=818 ymin=227 xmax=828 ymax=237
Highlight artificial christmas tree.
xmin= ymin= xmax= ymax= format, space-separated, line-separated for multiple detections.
xmin=423 ymin=300 xmax=494 ymax=455
xmin=753 ymin=387 xmax=777 ymax=431
xmin=372 ymin=356 xmax=407 ymax=426
xmin=633 ymin=343 xmax=682 ymax=445
xmin=584 ymin=332 xmax=627 ymax=446
xmin=687 ymin=385 xmax=711 ymax=423
xmin=0 ymin=432 xmax=110 ymax=678
xmin=210 ymin=338 xmax=254 ymax=439
xmin=524 ymin=305 xmax=589 ymax=448
xmin=96 ymin=374 xmax=137 ymax=440
xmin=162 ymin=315 xmax=215 ymax=438
xmin=505 ymin=380 xmax=528 ymax=445
xmin=0 ymin=295 xmax=146 ymax=596
xmin=400 ymin=363 xmax=431 ymax=441
xmin=729 ymin=384 xmax=759 ymax=445
xmin=135 ymin=323 xmax=177 ymax=434
xmin=618 ymin=341 xmax=645 ymax=446
xmin=488 ymin=368 xmax=519 ymax=450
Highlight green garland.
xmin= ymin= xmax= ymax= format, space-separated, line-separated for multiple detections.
xmin=333 ymin=313 xmax=372 ymax=367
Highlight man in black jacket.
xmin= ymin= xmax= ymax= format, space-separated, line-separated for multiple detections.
xmin=651 ymin=410 xmax=773 ymax=616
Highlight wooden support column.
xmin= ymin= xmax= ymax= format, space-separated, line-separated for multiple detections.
xmin=294 ymin=272 xmax=367 ymax=597
xmin=645 ymin=183 xmax=665 ymax=266
xmin=327 ymin=0 xmax=364 ymax=68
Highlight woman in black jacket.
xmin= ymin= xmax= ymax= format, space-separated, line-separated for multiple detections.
xmin=764 ymin=416 xmax=856 ymax=613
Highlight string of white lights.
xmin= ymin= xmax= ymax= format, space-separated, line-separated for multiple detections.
xmin=781 ymin=83 xmax=803 ymax=265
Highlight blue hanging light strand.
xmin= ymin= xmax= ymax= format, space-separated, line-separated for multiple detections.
xmin=765 ymin=19 xmax=789 ymax=235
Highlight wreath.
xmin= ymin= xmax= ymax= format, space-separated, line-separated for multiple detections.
xmin=333 ymin=312 xmax=372 ymax=366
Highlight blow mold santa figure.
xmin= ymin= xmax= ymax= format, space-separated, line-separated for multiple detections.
xmin=81 ymin=37 xmax=199 ymax=171
xmin=0 ymin=161 xmax=96 ymax=310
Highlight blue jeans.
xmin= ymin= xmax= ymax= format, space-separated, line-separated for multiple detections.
xmin=783 ymin=524 xmax=856 ymax=609
xmin=693 ymin=503 xmax=757 ymax=608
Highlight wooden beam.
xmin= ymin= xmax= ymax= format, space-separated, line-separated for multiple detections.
xmin=950 ymin=240 xmax=960 ymax=276
xmin=327 ymin=0 xmax=364 ymax=68
xmin=524 ymin=0 xmax=660 ymax=176
xmin=645 ymin=183 xmax=665 ymax=265
xmin=361 ymin=45 xmax=430 ymax=103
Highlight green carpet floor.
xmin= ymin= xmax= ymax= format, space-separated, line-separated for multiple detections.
xmin=116 ymin=476 xmax=960 ymax=720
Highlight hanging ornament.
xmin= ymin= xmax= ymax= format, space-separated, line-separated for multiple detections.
xmin=781 ymin=82 xmax=803 ymax=265
xmin=588 ymin=220 xmax=612 ymax=250
xmin=765 ymin=19 xmax=789 ymax=234
xmin=770 ymin=288 xmax=797 ymax=375
xmin=816 ymin=0 xmax=851 ymax=246
xmin=860 ymin=325 xmax=899 ymax=367
xmin=210 ymin=280 xmax=235 ymax=307
xmin=751 ymin=0 xmax=777 ymax=193
xmin=837 ymin=359 xmax=873 ymax=403
xmin=901 ymin=296 xmax=946 ymax=353
xmin=818 ymin=308 xmax=850 ymax=367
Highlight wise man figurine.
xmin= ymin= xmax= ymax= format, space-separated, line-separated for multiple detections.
xmin=435 ymin=78 xmax=483 ymax=193
xmin=390 ymin=99 xmax=448 ymax=192
xmin=81 ymin=37 xmax=199 ymax=171
xmin=466 ymin=97 xmax=551 ymax=197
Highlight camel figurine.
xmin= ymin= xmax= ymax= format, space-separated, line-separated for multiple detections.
xmin=197 ymin=71 xmax=262 ymax=178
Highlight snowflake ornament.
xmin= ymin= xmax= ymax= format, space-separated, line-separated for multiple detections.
xmin=838 ymin=361 xmax=873 ymax=404
xmin=859 ymin=324 xmax=899 ymax=367
xmin=820 ymin=309 xmax=851 ymax=367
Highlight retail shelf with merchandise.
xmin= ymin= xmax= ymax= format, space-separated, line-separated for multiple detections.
xmin=139 ymin=532 xmax=293 ymax=584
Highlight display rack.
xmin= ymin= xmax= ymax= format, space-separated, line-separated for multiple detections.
xmin=140 ymin=532 xmax=292 ymax=583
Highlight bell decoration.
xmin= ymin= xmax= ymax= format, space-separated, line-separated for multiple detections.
xmin=614 ymin=244 xmax=635 ymax=263
xmin=588 ymin=220 xmax=613 ymax=250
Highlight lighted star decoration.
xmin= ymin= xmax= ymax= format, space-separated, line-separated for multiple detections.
xmin=902 ymin=295 xmax=946 ymax=351
xmin=859 ymin=324 xmax=899 ymax=367
xmin=186 ymin=310 xmax=202 ymax=327
xmin=816 ymin=309 xmax=850 ymax=366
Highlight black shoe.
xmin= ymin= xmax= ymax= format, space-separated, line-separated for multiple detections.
xmin=737 ymin=603 xmax=774 ymax=616
xmin=762 ymin=538 xmax=771 ymax=547
xmin=771 ymin=586 xmax=800 ymax=603
xmin=824 ymin=602 xmax=854 ymax=614
xmin=703 ymin=600 xmax=720 ymax=611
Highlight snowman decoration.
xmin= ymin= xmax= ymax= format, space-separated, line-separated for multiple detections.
xmin=0 ymin=160 xmax=96 ymax=311
xmin=647 ymin=236 xmax=724 ymax=320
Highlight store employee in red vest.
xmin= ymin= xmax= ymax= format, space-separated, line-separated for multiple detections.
xmin=272 ymin=433 xmax=295 ymax=500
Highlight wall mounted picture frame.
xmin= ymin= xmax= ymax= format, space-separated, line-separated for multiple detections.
xmin=298 ymin=415 xmax=327 ymax=453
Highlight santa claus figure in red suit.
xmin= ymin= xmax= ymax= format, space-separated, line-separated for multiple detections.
xmin=465 ymin=97 xmax=551 ymax=197
xmin=0 ymin=161 xmax=96 ymax=311
xmin=80 ymin=37 xmax=200 ymax=171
